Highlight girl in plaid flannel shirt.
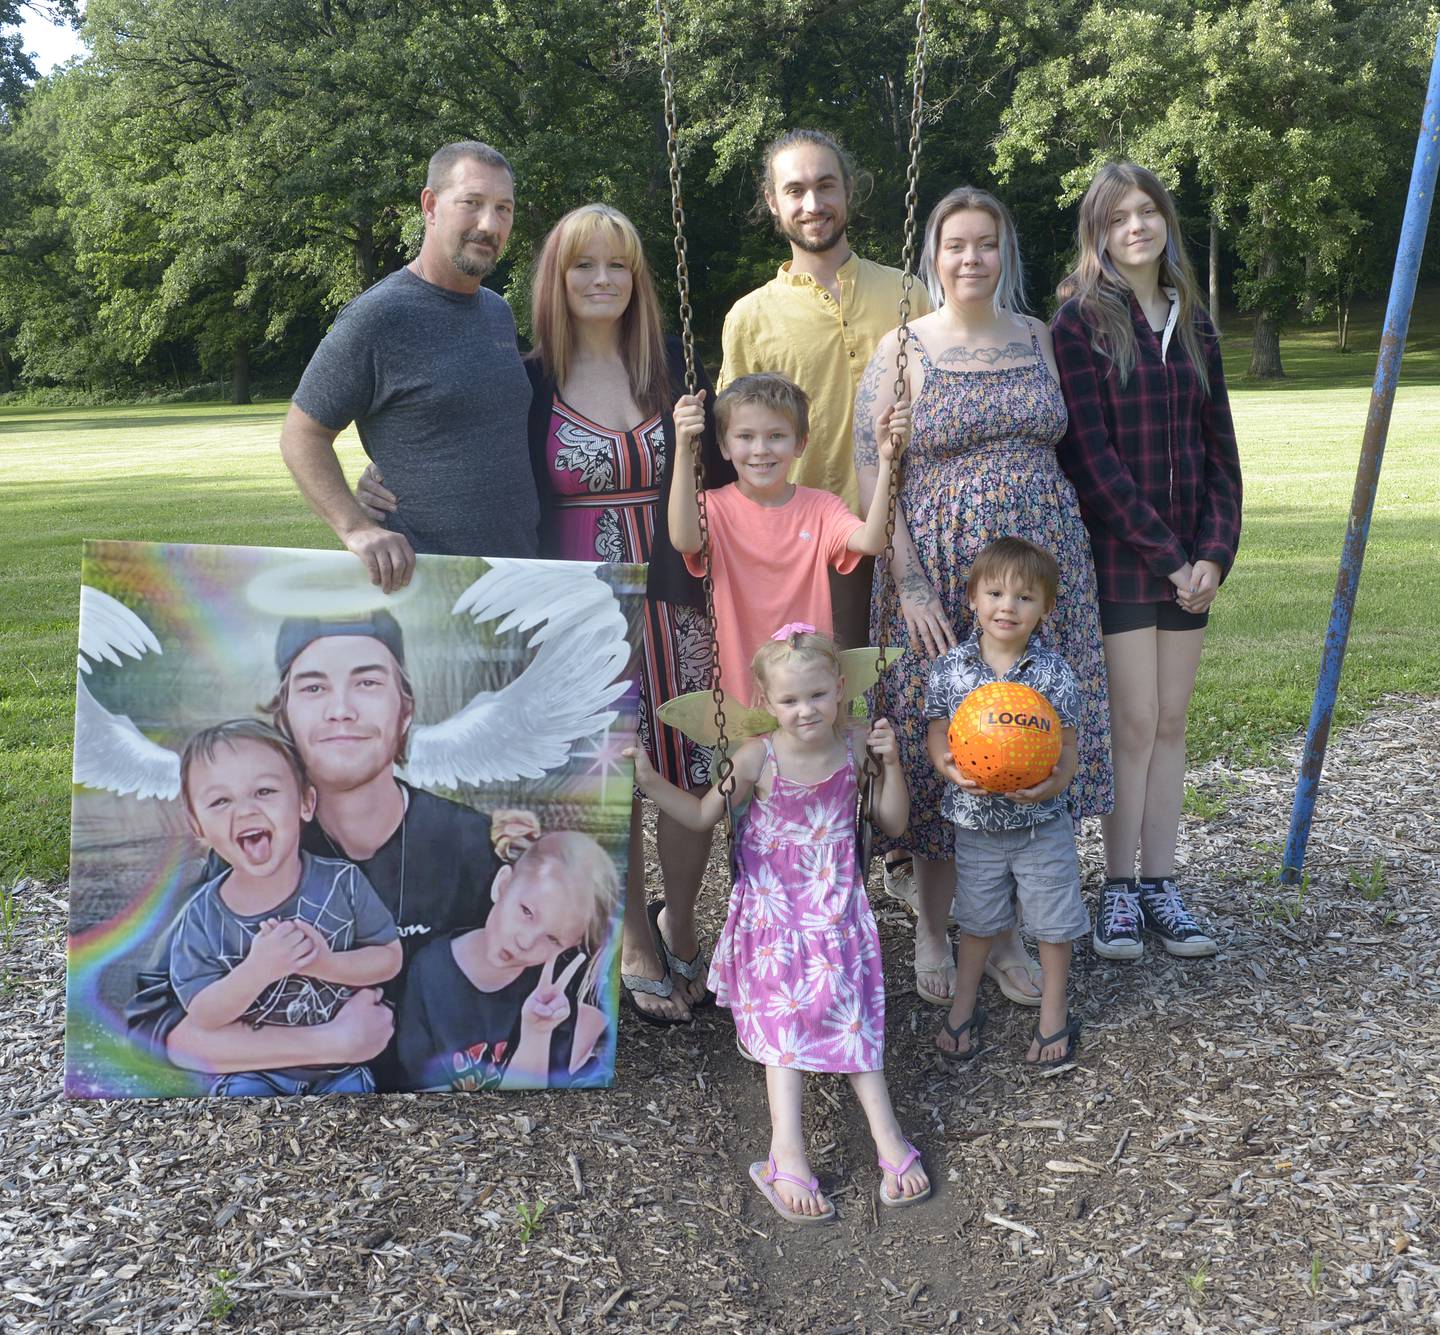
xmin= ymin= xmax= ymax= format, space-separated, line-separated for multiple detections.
xmin=1050 ymin=162 xmax=1243 ymax=964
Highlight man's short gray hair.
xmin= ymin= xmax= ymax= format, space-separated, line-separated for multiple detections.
xmin=426 ymin=141 xmax=512 ymax=192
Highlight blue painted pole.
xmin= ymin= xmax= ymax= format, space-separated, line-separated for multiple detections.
xmin=1281 ymin=28 xmax=1440 ymax=884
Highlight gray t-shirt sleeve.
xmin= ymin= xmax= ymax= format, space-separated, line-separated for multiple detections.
xmin=346 ymin=866 xmax=399 ymax=947
xmin=168 ymin=884 xmax=237 ymax=1011
xmin=292 ymin=301 xmax=379 ymax=433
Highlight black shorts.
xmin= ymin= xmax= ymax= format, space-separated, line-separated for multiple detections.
xmin=1098 ymin=599 xmax=1209 ymax=635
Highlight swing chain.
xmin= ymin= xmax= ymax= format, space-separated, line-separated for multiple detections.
xmin=656 ymin=0 xmax=735 ymax=799
xmin=868 ymin=0 xmax=929 ymax=790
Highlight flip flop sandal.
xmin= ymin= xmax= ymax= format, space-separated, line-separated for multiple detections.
xmin=619 ymin=968 xmax=692 ymax=1029
xmin=748 ymin=1155 xmax=836 ymax=1225
xmin=983 ymin=952 xmax=1044 ymax=1008
xmin=1026 ymin=1014 xmax=1082 ymax=1072
xmin=914 ymin=947 xmax=956 ymax=1007
xmin=735 ymin=1034 xmax=762 ymax=1065
xmin=648 ymin=900 xmax=712 ymax=1009
xmin=877 ymin=1141 xmax=932 ymax=1208
xmin=881 ymin=855 xmax=919 ymax=914
xmin=935 ymin=1007 xmax=986 ymax=1069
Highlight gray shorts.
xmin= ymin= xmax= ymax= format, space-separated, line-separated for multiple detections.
xmin=952 ymin=815 xmax=1090 ymax=944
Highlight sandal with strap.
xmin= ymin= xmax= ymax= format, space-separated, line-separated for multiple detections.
xmin=983 ymin=949 xmax=1044 ymax=1008
xmin=648 ymin=900 xmax=711 ymax=1009
xmin=748 ymin=1155 xmax=835 ymax=1225
xmin=619 ymin=967 xmax=691 ymax=1029
xmin=877 ymin=1141 xmax=932 ymax=1207
xmin=914 ymin=942 xmax=956 ymax=1007
xmin=1026 ymin=1014 xmax=1081 ymax=1072
xmin=935 ymin=1007 xmax=986 ymax=1068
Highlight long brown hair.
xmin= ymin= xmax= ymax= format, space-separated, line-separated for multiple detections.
xmin=1059 ymin=162 xmax=1211 ymax=395
xmin=530 ymin=204 xmax=669 ymax=416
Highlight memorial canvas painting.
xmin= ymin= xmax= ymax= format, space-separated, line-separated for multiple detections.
xmin=67 ymin=540 xmax=644 ymax=1099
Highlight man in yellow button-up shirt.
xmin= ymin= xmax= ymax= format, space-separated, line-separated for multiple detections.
xmin=718 ymin=128 xmax=930 ymax=652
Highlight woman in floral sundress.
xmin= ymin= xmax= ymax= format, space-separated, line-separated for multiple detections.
xmin=854 ymin=186 xmax=1113 ymax=1011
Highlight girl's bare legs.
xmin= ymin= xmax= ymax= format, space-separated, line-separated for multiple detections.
xmin=654 ymin=799 xmax=713 ymax=1007
xmin=847 ymin=1069 xmax=930 ymax=1200
xmin=1099 ymin=628 xmax=1159 ymax=878
xmin=1139 ymin=629 xmax=1206 ymax=877
xmin=915 ymin=856 xmax=1039 ymax=1003
xmin=764 ymin=1065 xmax=830 ymax=1216
xmin=619 ymin=807 xmax=690 ymax=1023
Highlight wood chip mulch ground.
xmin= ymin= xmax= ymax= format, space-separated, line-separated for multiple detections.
xmin=3 ymin=696 xmax=1437 ymax=1333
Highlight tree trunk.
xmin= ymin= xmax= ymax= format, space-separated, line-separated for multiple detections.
xmin=0 ymin=342 xmax=12 ymax=394
xmin=230 ymin=341 xmax=251 ymax=405
xmin=1299 ymin=253 xmax=1316 ymax=321
xmin=1208 ymin=213 xmax=1221 ymax=333
xmin=1248 ymin=313 xmax=1284 ymax=378
xmin=354 ymin=218 xmax=376 ymax=289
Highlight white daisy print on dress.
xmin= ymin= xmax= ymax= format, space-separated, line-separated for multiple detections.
xmin=766 ymin=975 xmax=816 ymax=1020
xmin=822 ymin=993 xmax=881 ymax=1068
xmin=771 ymin=1022 xmax=823 ymax=1070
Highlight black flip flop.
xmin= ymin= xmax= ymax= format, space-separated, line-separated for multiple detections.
xmin=936 ymin=1007 xmax=987 ymax=1068
xmin=648 ymin=899 xmax=712 ymax=1009
xmin=1026 ymin=1014 xmax=1081 ymax=1071
xmin=619 ymin=967 xmax=692 ymax=1028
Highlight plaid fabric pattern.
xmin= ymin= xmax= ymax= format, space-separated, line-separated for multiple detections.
xmin=924 ymin=632 xmax=1082 ymax=833
xmin=1050 ymin=295 xmax=1243 ymax=604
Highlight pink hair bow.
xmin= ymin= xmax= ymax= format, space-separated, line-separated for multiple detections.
xmin=771 ymin=622 xmax=817 ymax=641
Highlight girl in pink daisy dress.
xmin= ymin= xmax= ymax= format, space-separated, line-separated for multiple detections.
xmin=630 ymin=629 xmax=932 ymax=1224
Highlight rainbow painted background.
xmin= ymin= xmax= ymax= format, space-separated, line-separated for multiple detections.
xmin=68 ymin=540 xmax=644 ymax=1100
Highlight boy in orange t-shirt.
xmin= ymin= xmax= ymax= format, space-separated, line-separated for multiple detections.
xmin=669 ymin=372 xmax=904 ymax=706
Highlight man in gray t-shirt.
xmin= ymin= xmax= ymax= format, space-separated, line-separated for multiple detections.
xmin=280 ymin=141 xmax=538 ymax=591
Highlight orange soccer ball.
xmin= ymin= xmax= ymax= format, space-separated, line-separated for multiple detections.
xmin=947 ymin=681 xmax=1062 ymax=794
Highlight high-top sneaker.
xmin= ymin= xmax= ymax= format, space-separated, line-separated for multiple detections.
xmin=1092 ymin=877 xmax=1143 ymax=960
xmin=1138 ymin=878 xmax=1218 ymax=957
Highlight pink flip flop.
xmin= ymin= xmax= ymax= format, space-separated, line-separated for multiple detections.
xmin=748 ymin=1155 xmax=836 ymax=1225
xmin=877 ymin=1141 xmax=932 ymax=1207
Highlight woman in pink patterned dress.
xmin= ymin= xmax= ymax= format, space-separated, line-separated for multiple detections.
xmin=630 ymin=630 xmax=930 ymax=1224
xmin=357 ymin=204 xmax=734 ymax=1027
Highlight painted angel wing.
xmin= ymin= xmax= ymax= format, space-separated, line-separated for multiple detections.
xmin=77 ymin=585 xmax=163 ymax=674
xmin=73 ymin=586 xmax=180 ymax=799
xmin=404 ymin=563 xmax=631 ymax=788
xmin=450 ymin=558 xmax=618 ymax=645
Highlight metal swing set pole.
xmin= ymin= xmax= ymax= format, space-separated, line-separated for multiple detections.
xmin=1280 ymin=27 xmax=1440 ymax=885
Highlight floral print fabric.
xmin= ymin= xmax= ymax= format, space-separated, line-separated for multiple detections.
xmin=870 ymin=344 xmax=1113 ymax=860
xmin=708 ymin=736 xmax=885 ymax=1074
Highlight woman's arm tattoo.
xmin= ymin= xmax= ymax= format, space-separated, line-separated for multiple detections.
xmin=852 ymin=354 xmax=884 ymax=468
xmin=897 ymin=567 xmax=939 ymax=607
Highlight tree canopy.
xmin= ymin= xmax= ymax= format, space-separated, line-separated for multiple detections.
xmin=0 ymin=0 xmax=1434 ymax=400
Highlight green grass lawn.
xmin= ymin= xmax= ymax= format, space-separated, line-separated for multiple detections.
xmin=3 ymin=294 xmax=1439 ymax=881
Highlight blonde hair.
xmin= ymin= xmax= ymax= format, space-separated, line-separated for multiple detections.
xmin=750 ymin=630 xmax=843 ymax=704
xmin=511 ymin=830 xmax=621 ymax=1006
xmin=1059 ymin=161 xmax=1212 ymax=395
xmin=714 ymin=372 xmax=809 ymax=441
xmin=530 ymin=203 xmax=669 ymax=416
xmin=921 ymin=186 xmax=1027 ymax=315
